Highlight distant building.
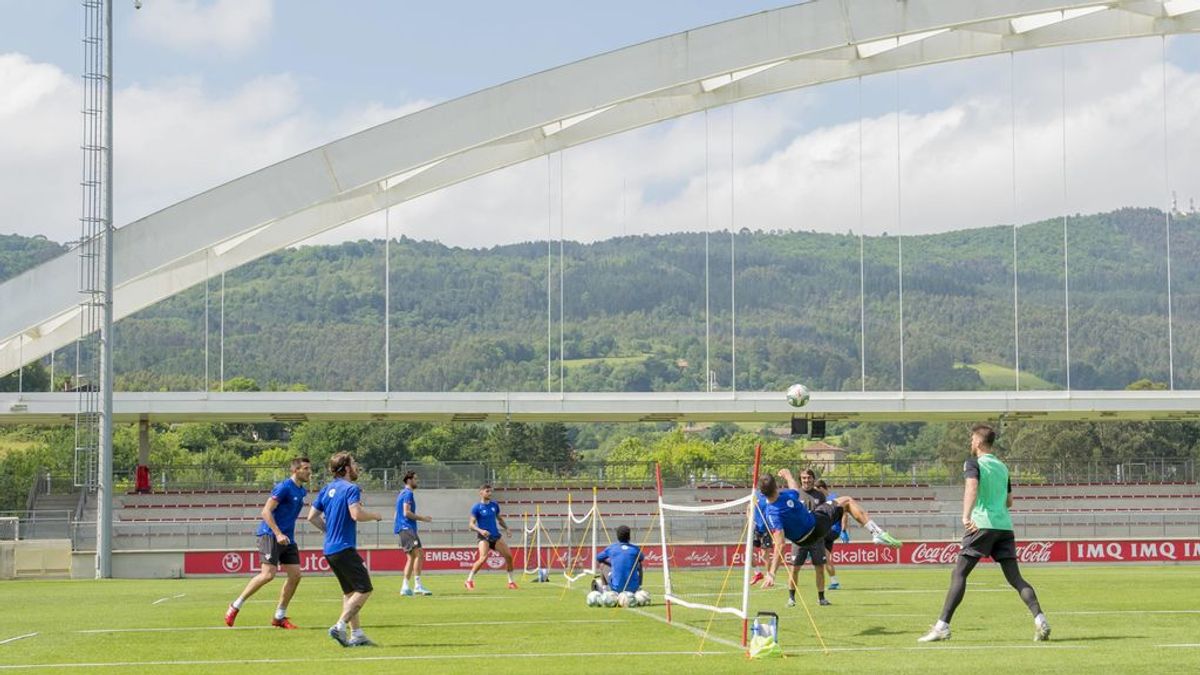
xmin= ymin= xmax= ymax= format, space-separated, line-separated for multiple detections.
xmin=804 ymin=440 xmax=848 ymax=472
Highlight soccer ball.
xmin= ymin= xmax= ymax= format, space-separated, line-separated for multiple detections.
xmin=586 ymin=590 xmax=602 ymax=607
xmin=602 ymin=591 xmax=618 ymax=607
xmin=617 ymin=592 xmax=632 ymax=608
xmin=785 ymin=383 xmax=810 ymax=408
xmin=634 ymin=590 xmax=651 ymax=606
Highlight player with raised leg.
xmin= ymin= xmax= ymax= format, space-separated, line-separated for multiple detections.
xmin=918 ymin=424 xmax=1050 ymax=643
xmin=465 ymin=483 xmax=517 ymax=590
xmin=760 ymin=469 xmax=901 ymax=596
xmin=307 ymin=452 xmax=383 ymax=647
xmin=394 ymin=470 xmax=433 ymax=596
xmin=224 ymin=456 xmax=311 ymax=629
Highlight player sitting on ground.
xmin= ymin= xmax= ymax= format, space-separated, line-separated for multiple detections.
xmin=464 ymin=483 xmax=517 ymax=590
xmin=593 ymin=525 xmax=644 ymax=595
xmin=918 ymin=424 xmax=1050 ymax=643
xmin=394 ymin=470 xmax=434 ymax=596
xmin=816 ymin=478 xmax=849 ymax=590
xmin=225 ymin=456 xmax=311 ymax=629
xmin=307 ymin=452 xmax=384 ymax=648
xmin=760 ymin=469 xmax=901 ymax=593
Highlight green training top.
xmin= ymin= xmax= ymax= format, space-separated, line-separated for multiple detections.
xmin=963 ymin=452 xmax=1013 ymax=531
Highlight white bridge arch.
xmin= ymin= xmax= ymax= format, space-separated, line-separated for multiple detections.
xmin=2 ymin=0 xmax=1199 ymax=421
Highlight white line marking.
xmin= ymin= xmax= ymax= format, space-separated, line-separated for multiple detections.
xmin=79 ymin=618 xmax=630 ymax=634
xmin=785 ymin=644 xmax=1087 ymax=655
xmin=150 ymin=594 xmax=186 ymax=605
xmin=0 ymin=634 xmax=37 ymax=646
xmin=1058 ymin=610 xmax=1200 ymax=616
xmin=0 ymin=650 xmax=738 ymax=670
xmin=627 ymin=607 xmax=743 ymax=651
xmin=1157 ymin=644 xmax=1200 ymax=648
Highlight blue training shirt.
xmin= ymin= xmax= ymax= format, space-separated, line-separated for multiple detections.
xmin=394 ymin=487 xmax=418 ymax=534
xmin=597 ymin=542 xmax=643 ymax=593
xmin=753 ymin=493 xmax=769 ymax=534
xmin=471 ymin=501 xmax=502 ymax=538
xmin=764 ymin=489 xmax=816 ymax=544
xmin=255 ymin=478 xmax=307 ymax=540
xmin=312 ymin=478 xmax=362 ymax=555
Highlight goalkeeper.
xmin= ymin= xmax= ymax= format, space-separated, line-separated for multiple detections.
xmin=759 ymin=469 xmax=901 ymax=591
xmin=593 ymin=525 xmax=644 ymax=594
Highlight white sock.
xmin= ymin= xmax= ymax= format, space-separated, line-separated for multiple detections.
xmin=830 ymin=575 xmax=839 ymax=584
xmin=935 ymin=620 xmax=950 ymax=631
xmin=401 ymin=579 xmax=410 ymax=589
xmin=414 ymin=576 xmax=423 ymax=587
xmin=351 ymin=628 xmax=365 ymax=639
xmin=466 ymin=572 xmax=475 ymax=582
xmin=231 ymin=598 xmax=244 ymax=610
xmin=274 ymin=607 xmax=286 ymax=620
xmin=1035 ymin=613 xmax=1047 ymax=625
xmin=865 ymin=520 xmax=883 ymax=536
xmin=507 ymin=572 xmax=514 ymax=583
xmin=335 ymin=620 xmax=346 ymax=633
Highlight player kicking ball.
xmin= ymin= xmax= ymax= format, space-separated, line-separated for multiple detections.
xmin=759 ymin=469 xmax=902 ymax=600
xmin=464 ymin=483 xmax=517 ymax=590
xmin=918 ymin=424 xmax=1050 ymax=643
xmin=749 ymin=491 xmax=772 ymax=586
xmin=224 ymin=456 xmax=311 ymax=629
xmin=307 ymin=452 xmax=384 ymax=647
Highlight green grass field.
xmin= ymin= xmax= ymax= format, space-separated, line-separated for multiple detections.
xmin=958 ymin=362 xmax=1059 ymax=391
xmin=1 ymin=566 xmax=1198 ymax=673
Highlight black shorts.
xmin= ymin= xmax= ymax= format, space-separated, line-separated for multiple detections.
xmin=824 ymin=531 xmax=838 ymax=554
xmin=793 ymin=502 xmax=844 ymax=548
xmin=792 ymin=540 xmax=827 ymax=567
xmin=398 ymin=530 xmax=422 ymax=553
xmin=752 ymin=529 xmax=774 ymax=550
xmin=257 ymin=534 xmax=300 ymax=567
xmin=960 ymin=528 xmax=1018 ymax=561
xmin=477 ymin=533 xmax=500 ymax=549
xmin=326 ymin=548 xmax=373 ymax=594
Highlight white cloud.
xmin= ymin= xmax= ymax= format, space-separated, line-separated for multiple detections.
xmin=387 ymin=38 xmax=1200 ymax=247
xmin=4 ymin=37 xmax=1200 ymax=253
xmin=131 ymin=0 xmax=273 ymax=55
xmin=0 ymin=52 xmax=432 ymax=243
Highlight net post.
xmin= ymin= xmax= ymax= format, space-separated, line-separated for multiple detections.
xmin=565 ymin=492 xmax=572 ymax=577
xmin=591 ymin=486 xmax=599 ymax=574
xmin=535 ymin=504 xmax=542 ymax=572
xmin=522 ymin=511 xmax=529 ymax=574
xmin=655 ymin=462 xmax=672 ymax=624
xmin=742 ymin=443 xmax=762 ymax=649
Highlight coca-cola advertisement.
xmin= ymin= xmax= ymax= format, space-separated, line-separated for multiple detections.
xmin=903 ymin=541 xmax=1068 ymax=565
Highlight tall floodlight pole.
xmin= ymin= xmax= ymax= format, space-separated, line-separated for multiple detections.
xmin=94 ymin=0 xmax=115 ymax=579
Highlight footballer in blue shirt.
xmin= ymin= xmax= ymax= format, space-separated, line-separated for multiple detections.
xmin=224 ymin=456 xmax=311 ymax=629
xmin=307 ymin=452 xmax=384 ymax=647
xmin=595 ymin=525 xmax=644 ymax=594
xmin=465 ymin=483 xmax=516 ymax=590
xmin=750 ymin=491 xmax=772 ymax=585
xmin=760 ymin=468 xmax=901 ymax=594
xmin=394 ymin=470 xmax=433 ymax=596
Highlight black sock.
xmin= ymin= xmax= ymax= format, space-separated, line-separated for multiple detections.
xmin=788 ymin=589 xmax=795 ymax=601
xmin=818 ymin=591 xmax=826 ymax=601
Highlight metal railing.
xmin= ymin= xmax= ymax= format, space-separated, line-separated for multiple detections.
xmin=21 ymin=457 xmax=1196 ymax=495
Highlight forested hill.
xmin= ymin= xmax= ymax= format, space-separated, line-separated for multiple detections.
xmin=4 ymin=207 xmax=1198 ymax=393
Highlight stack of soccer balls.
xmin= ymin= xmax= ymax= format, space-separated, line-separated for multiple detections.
xmin=586 ymin=589 xmax=651 ymax=608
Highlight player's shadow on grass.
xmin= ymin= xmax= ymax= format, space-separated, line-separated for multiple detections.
xmin=856 ymin=626 xmax=909 ymax=637
xmin=1050 ymin=636 xmax=1136 ymax=643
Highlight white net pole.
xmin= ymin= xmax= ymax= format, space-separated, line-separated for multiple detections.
xmin=740 ymin=444 xmax=762 ymax=647
xmin=655 ymin=463 xmax=673 ymax=623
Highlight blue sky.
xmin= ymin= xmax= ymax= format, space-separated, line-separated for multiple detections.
xmin=2 ymin=1 xmax=1199 ymax=247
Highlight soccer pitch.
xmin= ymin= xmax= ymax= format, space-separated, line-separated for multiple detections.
xmin=1 ymin=566 xmax=1198 ymax=673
